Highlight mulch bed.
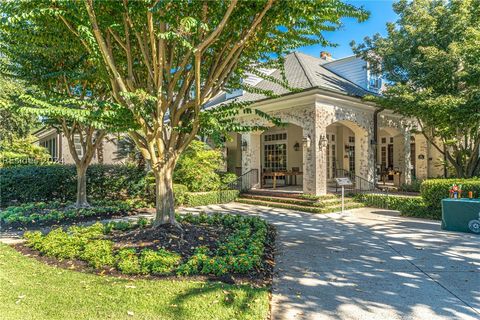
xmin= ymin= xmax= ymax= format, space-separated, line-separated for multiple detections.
xmin=12 ymin=222 xmax=276 ymax=286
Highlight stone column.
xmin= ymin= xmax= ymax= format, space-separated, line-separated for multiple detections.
xmin=402 ymin=130 xmax=412 ymax=184
xmin=357 ymin=125 xmax=375 ymax=184
xmin=302 ymin=117 xmax=327 ymax=196
xmin=241 ymin=132 xmax=261 ymax=188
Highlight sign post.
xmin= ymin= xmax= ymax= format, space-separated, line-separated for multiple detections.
xmin=334 ymin=177 xmax=353 ymax=214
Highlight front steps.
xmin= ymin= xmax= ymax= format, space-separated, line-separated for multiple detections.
xmin=236 ymin=192 xmax=364 ymax=213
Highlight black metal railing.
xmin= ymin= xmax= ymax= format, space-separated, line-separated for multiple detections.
xmin=227 ymin=169 xmax=259 ymax=192
xmin=332 ymin=169 xmax=379 ymax=195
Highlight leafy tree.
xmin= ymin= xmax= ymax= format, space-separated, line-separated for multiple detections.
xmin=1 ymin=0 xmax=368 ymax=225
xmin=0 ymin=136 xmax=51 ymax=168
xmin=352 ymin=0 xmax=480 ymax=178
xmin=0 ymin=4 xmax=132 ymax=207
xmin=173 ymin=140 xmax=224 ymax=192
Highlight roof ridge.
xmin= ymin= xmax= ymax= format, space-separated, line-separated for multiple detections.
xmin=293 ymin=52 xmax=314 ymax=87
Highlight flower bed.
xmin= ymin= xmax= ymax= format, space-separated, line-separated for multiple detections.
xmin=21 ymin=213 xmax=274 ymax=283
xmin=0 ymin=200 xmax=143 ymax=229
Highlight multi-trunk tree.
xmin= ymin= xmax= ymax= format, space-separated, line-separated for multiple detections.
xmin=2 ymin=0 xmax=368 ymax=225
xmin=0 ymin=5 xmax=131 ymax=207
xmin=352 ymin=0 xmax=480 ymax=178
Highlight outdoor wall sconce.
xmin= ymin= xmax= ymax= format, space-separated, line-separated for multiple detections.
xmin=293 ymin=142 xmax=300 ymax=151
xmin=319 ymin=134 xmax=328 ymax=149
xmin=241 ymin=139 xmax=248 ymax=151
xmin=418 ymin=154 xmax=425 ymax=160
xmin=302 ymin=135 xmax=311 ymax=149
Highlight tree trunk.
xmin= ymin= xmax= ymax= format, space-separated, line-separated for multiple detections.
xmin=76 ymin=164 xmax=90 ymax=208
xmin=153 ymin=164 xmax=178 ymax=227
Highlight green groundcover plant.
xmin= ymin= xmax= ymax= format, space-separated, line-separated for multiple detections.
xmin=23 ymin=213 xmax=270 ymax=277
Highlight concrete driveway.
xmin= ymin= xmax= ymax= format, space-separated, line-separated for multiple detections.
xmin=182 ymin=203 xmax=480 ymax=320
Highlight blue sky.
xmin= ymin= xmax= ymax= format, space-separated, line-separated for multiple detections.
xmin=299 ymin=0 xmax=398 ymax=59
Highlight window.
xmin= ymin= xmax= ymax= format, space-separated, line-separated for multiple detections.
xmin=381 ymin=146 xmax=387 ymax=168
xmin=368 ymin=74 xmax=382 ymax=90
xmin=263 ymin=132 xmax=287 ymax=172
xmin=263 ymin=144 xmax=287 ymax=171
xmin=74 ymin=135 xmax=83 ymax=158
xmin=40 ymin=137 xmax=57 ymax=160
xmin=264 ymin=132 xmax=287 ymax=142
xmin=390 ymin=137 xmax=394 ymax=144
xmin=381 ymin=137 xmax=386 ymax=144
xmin=348 ymin=136 xmax=355 ymax=143
xmin=348 ymin=145 xmax=355 ymax=173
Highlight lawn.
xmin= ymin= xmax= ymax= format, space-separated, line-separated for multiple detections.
xmin=0 ymin=244 xmax=269 ymax=320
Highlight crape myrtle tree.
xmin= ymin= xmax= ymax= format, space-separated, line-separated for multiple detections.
xmin=352 ymin=0 xmax=480 ymax=178
xmin=3 ymin=0 xmax=368 ymax=225
xmin=0 ymin=6 xmax=132 ymax=207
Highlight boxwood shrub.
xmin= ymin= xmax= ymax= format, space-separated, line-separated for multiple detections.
xmin=420 ymin=178 xmax=480 ymax=210
xmin=355 ymin=193 xmax=439 ymax=220
xmin=183 ymin=190 xmax=240 ymax=207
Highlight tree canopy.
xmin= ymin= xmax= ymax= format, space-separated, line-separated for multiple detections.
xmin=0 ymin=0 xmax=368 ymax=224
xmin=353 ymin=0 xmax=480 ymax=177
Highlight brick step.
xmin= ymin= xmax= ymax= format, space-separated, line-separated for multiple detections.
xmin=236 ymin=198 xmax=364 ymax=214
xmin=239 ymin=194 xmax=354 ymax=208
xmin=246 ymin=190 xmax=338 ymax=200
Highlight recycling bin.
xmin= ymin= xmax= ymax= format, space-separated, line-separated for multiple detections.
xmin=441 ymin=198 xmax=480 ymax=234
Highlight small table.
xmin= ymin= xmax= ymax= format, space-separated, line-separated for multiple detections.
xmin=262 ymin=171 xmax=303 ymax=189
xmin=441 ymin=198 xmax=480 ymax=234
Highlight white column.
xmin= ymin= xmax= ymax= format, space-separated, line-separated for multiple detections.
xmin=241 ymin=132 xmax=261 ymax=188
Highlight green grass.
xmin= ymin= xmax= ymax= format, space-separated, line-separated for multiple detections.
xmin=0 ymin=244 xmax=269 ymax=320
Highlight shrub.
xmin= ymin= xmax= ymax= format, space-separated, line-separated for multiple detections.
xmin=173 ymin=184 xmax=189 ymax=206
xmin=139 ymin=249 xmax=181 ymax=275
xmin=354 ymin=193 xmax=439 ymax=220
xmin=116 ymin=248 xmax=141 ymax=274
xmin=173 ymin=141 xmax=224 ymax=192
xmin=219 ymin=172 xmax=238 ymax=189
xmin=421 ymin=178 xmax=480 ymax=209
xmin=399 ymin=178 xmax=422 ymax=193
xmin=35 ymin=228 xmax=83 ymax=259
xmin=0 ymin=201 xmax=134 ymax=228
xmin=81 ymin=240 xmax=115 ymax=268
xmin=0 ymin=164 xmax=148 ymax=206
xmin=184 ymin=190 xmax=239 ymax=207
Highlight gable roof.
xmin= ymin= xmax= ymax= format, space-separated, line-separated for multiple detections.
xmin=229 ymin=52 xmax=372 ymax=104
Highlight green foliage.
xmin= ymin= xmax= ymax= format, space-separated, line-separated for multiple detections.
xmin=399 ymin=179 xmax=422 ymax=193
xmin=183 ymin=190 xmax=240 ymax=207
xmin=420 ymin=178 xmax=480 ymax=210
xmin=0 ymin=201 xmax=134 ymax=228
xmin=0 ymin=164 xmax=148 ymax=206
xmin=81 ymin=240 xmax=115 ymax=268
xmin=0 ymin=136 xmax=51 ymax=168
xmin=354 ymin=193 xmax=438 ymax=220
xmin=173 ymin=184 xmax=189 ymax=206
xmin=140 ymin=249 xmax=181 ymax=275
xmin=177 ymin=213 xmax=268 ymax=276
xmin=353 ymin=0 xmax=480 ymax=178
xmin=116 ymin=249 xmax=141 ymax=275
xmin=173 ymin=141 xmax=224 ymax=192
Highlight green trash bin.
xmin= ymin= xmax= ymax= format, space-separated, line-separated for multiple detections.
xmin=441 ymin=198 xmax=480 ymax=234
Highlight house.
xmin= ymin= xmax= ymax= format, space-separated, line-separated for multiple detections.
xmin=33 ymin=127 xmax=124 ymax=165
xmin=218 ymin=51 xmax=445 ymax=195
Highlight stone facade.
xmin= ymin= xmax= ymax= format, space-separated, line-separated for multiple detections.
xmin=230 ymin=91 xmax=444 ymax=196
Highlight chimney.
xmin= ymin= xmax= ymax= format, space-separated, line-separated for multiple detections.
xmin=320 ymin=51 xmax=333 ymax=62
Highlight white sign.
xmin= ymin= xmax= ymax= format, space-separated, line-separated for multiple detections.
xmin=335 ymin=177 xmax=353 ymax=186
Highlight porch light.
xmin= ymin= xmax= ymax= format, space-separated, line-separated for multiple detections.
xmin=293 ymin=142 xmax=300 ymax=151
xmin=302 ymin=135 xmax=311 ymax=149
xmin=241 ymin=139 xmax=248 ymax=151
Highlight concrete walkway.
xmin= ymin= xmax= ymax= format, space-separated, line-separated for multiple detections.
xmin=2 ymin=204 xmax=479 ymax=319
xmin=181 ymin=203 xmax=480 ymax=320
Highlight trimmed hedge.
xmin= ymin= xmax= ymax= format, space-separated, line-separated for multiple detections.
xmin=183 ymin=190 xmax=240 ymax=207
xmin=355 ymin=193 xmax=439 ymax=220
xmin=0 ymin=164 xmax=147 ymax=206
xmin=421 ymin=178 xmax=480 ymax=209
